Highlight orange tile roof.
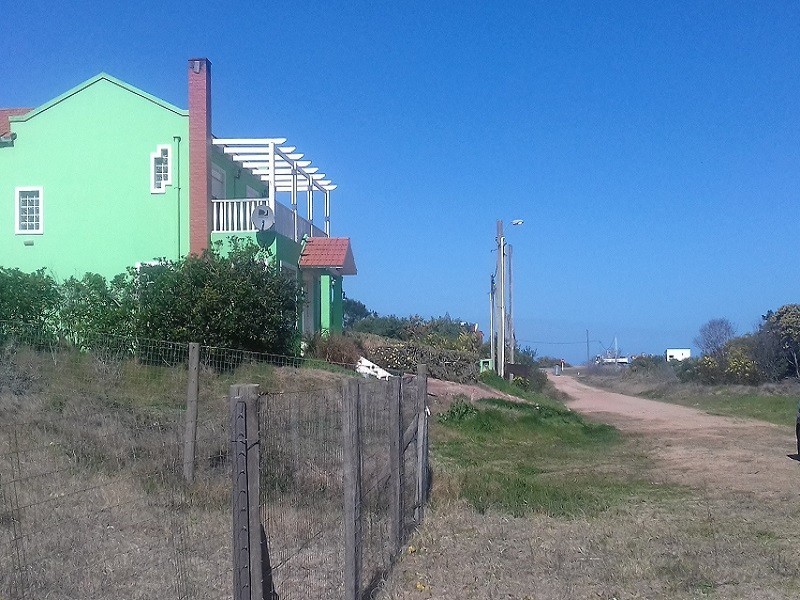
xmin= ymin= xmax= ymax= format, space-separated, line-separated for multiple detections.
xmin=299 ymin=237 xmax=357 ymax=275
xmin=0 ymin=108 xmax=32 ymax=137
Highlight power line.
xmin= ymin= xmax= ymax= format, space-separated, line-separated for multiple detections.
xmin=516 ymin=339 xmax=603 ymax=346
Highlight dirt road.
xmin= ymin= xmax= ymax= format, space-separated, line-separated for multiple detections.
xmin=549 ymin=374 xmax=800 ymax=500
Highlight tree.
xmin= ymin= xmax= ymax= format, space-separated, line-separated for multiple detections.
xmin=694 ymin=318 xmax=736 ymax=359
xmin=514 ymin=345 xmax=538 ymax=367
xmin=342 ymin=297 xmax=374 ymax=329
xmin=766 ymin=305 xmax=800 ymax=379
xmin=746 ymin=319 xmax=788 ymax=382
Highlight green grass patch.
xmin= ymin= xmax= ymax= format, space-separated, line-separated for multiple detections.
xmin=434 ymin=396 xmax=681 ymax=517
xmin=299 ymin=358 xmax=358 ymax=377
xmin=656 ymin=392 xmax=796 ymax=426
xmin=478 ymin=370 xmax=532 ymax=399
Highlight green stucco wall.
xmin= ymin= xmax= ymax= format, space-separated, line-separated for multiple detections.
xmin=210 ymin=148 xmax=268 ymax=199
xmin=331 ymin=276 xmax=343 ymax=334
xmin=319 ymin=274 xmax=344 ymax=335
xmin=209 ymin=230 xmax=301 ymax=267
xmin=0 ymin=75 xmax=189 ymax=281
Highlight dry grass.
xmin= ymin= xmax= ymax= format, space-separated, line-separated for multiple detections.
xmin=379 ymin=491 xmax=800 ymax=600
xmin=376 ymin=382 xmax=800 ymax=600
xmin=0 ymin=341 xmax=364 ymax=600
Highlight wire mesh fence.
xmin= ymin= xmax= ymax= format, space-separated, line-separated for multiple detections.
xmin=259 ymin=386 xmax=346 ymax=599
xmin=257 ymin=370 xmax=428 ymax=600
xmin=0 ymin=323 xmax=232 ymax=600
xmin=0 ymin=321 xmax=429 ymax=600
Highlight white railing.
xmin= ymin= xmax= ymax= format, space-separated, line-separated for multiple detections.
xmin=212 ymin=198 xmax=326 ymax=240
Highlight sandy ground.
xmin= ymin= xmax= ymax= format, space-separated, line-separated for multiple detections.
xmin=548 ymin=374 xmax=800 ymax=501
xmin=426 ymin=378 xmax=521 ymax=406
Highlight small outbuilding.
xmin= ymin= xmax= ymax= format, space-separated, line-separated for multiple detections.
xmin=665 ymin=348 xmax=691 ymax=362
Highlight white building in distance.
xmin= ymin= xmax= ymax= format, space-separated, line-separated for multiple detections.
xmin=665 ymin=348 xmax=691 ymax=362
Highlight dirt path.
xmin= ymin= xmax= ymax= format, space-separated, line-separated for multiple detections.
xmin=549 ymin=374 xmax=800 ymax=500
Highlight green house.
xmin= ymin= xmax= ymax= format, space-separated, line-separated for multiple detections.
xmin=0 ymin=58 xmax=355 ymax=336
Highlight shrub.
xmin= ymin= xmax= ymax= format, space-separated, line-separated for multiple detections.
xmin=131 ymin=239 xmax=301 ymax=355
xmin=724 ymin=346 xmax=762 ymax=385
xmin=367 ymin=343 xmax=479 ymax=382
xmin=305 ymin=334 xmax=361 ymax=367
xmin=437 ymin=397 xmax=478 ymax=424
xmin=0 ymin=267 xmax=60 ymax=334
xmin=59 ymin=273 xmax=134 ymax=347
xmin=671 ymin=357 xmax=701 ymax=383
xmin=630 ymin=354 xmax=666 ymax=374
xmin=696 ymin=355 xmax=723 ymax=385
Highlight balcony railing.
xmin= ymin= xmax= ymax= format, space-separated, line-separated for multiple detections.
xmin=212 ymin=198 xmax=326 ymax=240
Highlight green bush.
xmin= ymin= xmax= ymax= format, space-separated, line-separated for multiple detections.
xmin=630 ymin=354 xmax=666 ymax=373
xmin=724 ymin=346 xmax=762 ymax=385
xmin=0 ymin=267 xmax=60 ymax=333
xmin=479 ymin=368 xmax=547 ymax=394
xmin=696 ymin=355 xmax=723 ymax=385
xmin=671 ymin=357 xmax=700 ymax=383
xmin=59 ymin=273 xmax=134 ymax=347
xmin=132 ymin=238 xmax=301 ymax=355
xmin=2 ymin=238 xmax=303 ymax=358
xmin=437 ymin=397 xmax=478 ymax=424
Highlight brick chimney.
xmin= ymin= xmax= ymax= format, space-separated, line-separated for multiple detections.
xmin=188 ymin=58 xmax=212 ymax=254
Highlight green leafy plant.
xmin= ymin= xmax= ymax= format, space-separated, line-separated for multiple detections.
xmin=0 ymin=267 xmax=61 ymax=340
xmin=59 ymin=273 xmax=134 ymax=347
xmin=131 ymin=238 xmax=302 ymax=355
xmin=437 ymin=397 xmax=478 ymax=424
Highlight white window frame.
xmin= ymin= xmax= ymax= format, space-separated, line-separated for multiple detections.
xmin=211 ymin=165 xmax=226 ymax=200
xmin=150 ymin=144 xmax=172 ymax=194
xmin=15 ymin=186 xmax=44 ymax=234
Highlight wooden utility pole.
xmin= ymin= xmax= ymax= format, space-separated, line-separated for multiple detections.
xmin=496 ymin=221 xmax=506 ymax=378
xmin=586 ymin=330 xmax=591 ymax=368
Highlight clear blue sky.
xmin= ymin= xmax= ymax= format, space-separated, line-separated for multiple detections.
xmin=3 ymin=1 xmax=799 ymax=364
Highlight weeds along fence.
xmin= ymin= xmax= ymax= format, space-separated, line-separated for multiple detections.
xmin=0 ymin=325 xmax=234 ymax=599
xmin=0 ymin=322 xmax=430 ymax=600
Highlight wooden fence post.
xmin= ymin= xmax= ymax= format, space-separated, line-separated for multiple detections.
xmin=183 ymin=342 xmax=200 ymax=483
xmin=231 ymin=384 xmax=263 ymax=600
xmin=342 ymin=379 xmax=363 ymax=600
xmin=388 ymin=376 xmax=403 ymax=555
xmin=415 ymin=364 xmax=429 ymax=524
xmin=290 ymin=399 xmax=300 ymax=475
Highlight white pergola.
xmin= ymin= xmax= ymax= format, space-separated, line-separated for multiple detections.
xmin=212 ymin=138 xmax=336 ymax=236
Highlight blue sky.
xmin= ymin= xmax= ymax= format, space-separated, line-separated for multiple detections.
xmin=3 ymin=1 xmax=799 ymax=364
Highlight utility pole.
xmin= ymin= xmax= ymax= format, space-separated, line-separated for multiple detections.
xmin=508 ymin=244 xmax=515 ymax=367
xmin=586 ymin=329 xmax=590 ymax=367
xmin=489 ymin=274 xmax=496 ymax=372
xmin=496 ymin=220 xmax=506 ymax=378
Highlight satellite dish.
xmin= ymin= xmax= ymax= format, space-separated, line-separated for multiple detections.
xmin=251 ymin=205 xmax=275 ymax=231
